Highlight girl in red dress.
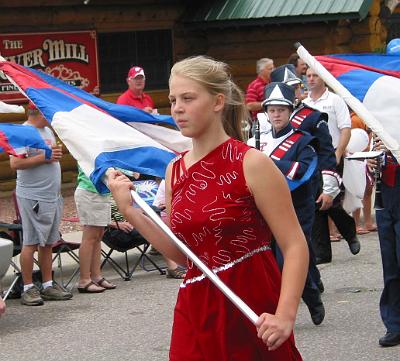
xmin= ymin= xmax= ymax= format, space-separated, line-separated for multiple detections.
xmin=109 ymin=56 xmax=308 ymax=360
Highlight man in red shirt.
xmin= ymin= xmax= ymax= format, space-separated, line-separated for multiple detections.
xmin=245 ymin=58 xmax=274 ymax=122
xmin=117 ymin=66 xmax=155 ymax=113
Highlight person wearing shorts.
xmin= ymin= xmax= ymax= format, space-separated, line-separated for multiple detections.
xmin=10 ymin=102 xmax=72 ymax=306
xmin=74 ymin=168 xmax=116 ymax=293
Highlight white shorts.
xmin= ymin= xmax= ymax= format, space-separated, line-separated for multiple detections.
xmin=74 ymin=188 xmax=111 ymax=226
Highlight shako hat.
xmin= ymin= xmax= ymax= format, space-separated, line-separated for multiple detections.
xmin=262 ymin=82 xmax=295 ymax=109
xmin=270 ymin=64 xmax=302 ymax=86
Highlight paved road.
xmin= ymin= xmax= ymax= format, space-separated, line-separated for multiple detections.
xmin=0 ymin=231 xmax=398 ymax=361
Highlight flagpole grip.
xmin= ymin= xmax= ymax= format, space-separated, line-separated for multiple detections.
xmin=130 ymin=190 xmax=259 ymax=325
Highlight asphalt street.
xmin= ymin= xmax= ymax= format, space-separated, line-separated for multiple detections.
xmin=0 ymin=231 xmax=398 ymax=361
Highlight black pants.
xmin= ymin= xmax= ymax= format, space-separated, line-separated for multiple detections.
xmin=274 ymin=186 xmax=322 ymax=309
xmin=312 ymin=195 xmax=356 ymax=261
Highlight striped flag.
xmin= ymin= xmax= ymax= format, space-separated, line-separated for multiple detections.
xmin=316 ymin=53 xmax=400 ymax=149
xmin=0 ymin=123 xmax=52 ymax=159
xmin=0 ymin=60 xmax=191 ymax=193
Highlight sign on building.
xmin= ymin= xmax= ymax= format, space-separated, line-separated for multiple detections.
xmin=0 ymin=30 xmax=99 ymax=103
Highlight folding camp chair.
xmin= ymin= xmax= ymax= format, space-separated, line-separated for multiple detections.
xmin=11 ymin=192 xmax=81 ymax=291
xmin=101 ymin=223 xmax=166 ymax=281
xmin=101 ymin=179 xmax=166 ymax=280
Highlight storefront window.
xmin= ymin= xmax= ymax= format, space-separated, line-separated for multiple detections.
xmin=98 ymin=29 xmax=173 ymax=93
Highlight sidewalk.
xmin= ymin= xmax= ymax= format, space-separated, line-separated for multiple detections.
xmin=0 ymin=231 xmax=399 ymax=360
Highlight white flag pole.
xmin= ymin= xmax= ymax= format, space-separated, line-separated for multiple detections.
xmin=295 ymin=43 xmax=400 ymax=162
xmin=130 ymin=188 xmax=259 ymax=325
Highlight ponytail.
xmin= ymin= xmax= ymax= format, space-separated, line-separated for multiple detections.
xmin=222 ymin=80 xmax=249 ymax=142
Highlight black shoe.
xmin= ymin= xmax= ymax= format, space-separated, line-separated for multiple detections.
xmin=379 ymin=332 xmax=400 ymax=347
xmin=315 ymin=257 xmax=331 ymax=265
xmin=309 ymin=302 xmax=325 ymax=326
xmin=347 ymin=236 xmax=361 ymax=255
xmin=317 ymin=279 xmax=325 ymax=294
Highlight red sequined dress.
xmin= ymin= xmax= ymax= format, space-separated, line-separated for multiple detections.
xmin=169 ymin=138 xmax=302 ymax=361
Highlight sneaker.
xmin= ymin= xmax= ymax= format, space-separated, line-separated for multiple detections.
xmin=21 ymin=286 xmax=44 ymax=306
xmin=41 ymin=283 xmax=73 ymax=301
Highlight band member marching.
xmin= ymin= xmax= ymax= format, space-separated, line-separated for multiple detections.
xmin=270 ymin=65 xmax=344 ymax=266
xmin=252 ymin=81 xmax=325 ymax=326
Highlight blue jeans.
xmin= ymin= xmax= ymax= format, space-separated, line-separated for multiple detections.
xmin=377 ymin=180 xmax=400 ymax=332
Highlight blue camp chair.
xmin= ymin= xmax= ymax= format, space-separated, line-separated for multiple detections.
xmin=101 ymin=179 xmax=166 ymax=280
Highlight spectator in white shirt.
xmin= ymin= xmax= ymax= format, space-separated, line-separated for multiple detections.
xmin=304 ymin=68 xmax=351 ymax=165
xmin=303 ymin=68 xmax=360 ymax=263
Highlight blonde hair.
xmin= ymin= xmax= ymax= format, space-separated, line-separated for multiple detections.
xmin=169 ymin=56 xmax=249 ymax=141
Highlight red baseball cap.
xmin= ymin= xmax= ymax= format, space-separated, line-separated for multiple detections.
xmin=127 ymin=66 xmax=145 ymax=79
xmin=27 ymin=101 xmax=38 ymax=110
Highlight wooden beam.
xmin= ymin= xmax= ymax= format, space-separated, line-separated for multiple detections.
xmin=0 ymin=5 xmax=183 ymax=32
xmin=0 ymin=0 xmax=178 ymax=7
xmin=369 ymin=0 xmax=381 ymax=16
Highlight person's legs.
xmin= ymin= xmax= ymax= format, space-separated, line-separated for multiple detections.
xmin=329 ymin=205 xmax=357 ymax=240
xmin=353 ymin=207 xmax=370 ymax=234
xmin=75 ymin=188 xmax=111 ymax=292
xmin=302 ymin=275 xmax=325 ymax=325
xmin=38 ymin=243 xmax=73 ymax=300
xmin=353 ymin=208 xmax=361 ymax=229
xmin=20 ymin=245 xmax=45 ymax=306
xmin=20 ymin=245 xmax=43 ymax=305
xmin=363 ymin=181 xmax=376 ymax=230
xmin=328 ymin=216 xmax=341 ymax=240
xmin=329 ymin=199 xmax=360 ymax=255
xmin=20 ymin=245 xmax=37 ymax=286
xmin=312 ymin=210 xmax=332 ymax=263
xmin=377 ymin=208 xmax=400 ymax=334
xmin=90 ymin=231 xmax=103 ymax=281
xmin=78 ymin=225 xmax=105 ymax=291
xmin=376 ymin=181 xmax=400 ymax=346
xmin=89 ymin=230 xmax=116 ymax=289
xmin=37 ymin=244 xmax=53 ymax=283
xmin=165 ymin=258 xmax=186 ymax=279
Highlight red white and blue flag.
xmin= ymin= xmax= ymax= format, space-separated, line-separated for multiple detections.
xmin=316 ymin=53 xmax=400 ymax=147
xmin=0 ymin=60 xmax=191 ymax=193
xmin=0 ymin=123 xmax=52 ymax=159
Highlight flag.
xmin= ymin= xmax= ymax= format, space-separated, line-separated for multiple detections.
xmin=5 ymin=62 xmax=191 ymax=152
xmin=316 ymin=53 xmax=400 ymax=148
xmin=0 ymin=123 xmax=52 ymax=159
xmin=0 ymin=60 xmax=188 ymax=193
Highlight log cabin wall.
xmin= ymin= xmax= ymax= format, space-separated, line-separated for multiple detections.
xmin=0 ymin=0 xmax=186 ymax=192
xmin=0 ymin=0 xmax=388 ymax=193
